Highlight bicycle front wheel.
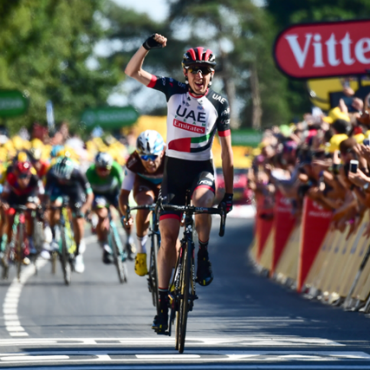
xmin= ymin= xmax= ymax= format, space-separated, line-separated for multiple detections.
xmin=150 ymin=233 xmax=160 ymax=312
xmin=16 ymin=223 xmax=25 ymax=281
xmin=176 ymin=240 xmax=192 ymax=353
xmin=111 ymin=229 xmax=127 ymax=284
xmin=60 ymin=227 xmax=71 ymax=285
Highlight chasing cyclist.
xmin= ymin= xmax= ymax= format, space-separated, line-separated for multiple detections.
xmin=86 ymin=152 xmax=129 ymax=264
xmin=45 ymin=156 xmax=93 ymax=273
xmin=119 ymin=130 xmax=165 ymax=276
xmin=1 ymin=159 xmax=45 ymax=264
xmin=125 ymin=34 xmax=234 ymax=333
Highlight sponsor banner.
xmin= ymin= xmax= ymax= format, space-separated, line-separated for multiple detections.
xmin=274 ymin=19 xmax=370 ymax=79
xmin=0 ymin=90 xmax=28 ymax=117
xmin=231 ymin=129 xmax=262 ymax=148
xmin=297 ymin=197 xmax=332 ymax=292
xmin=271 ymin=192 xmax=296 ymax=275
xmin=81 ymin=106 xmax=139 ymax=129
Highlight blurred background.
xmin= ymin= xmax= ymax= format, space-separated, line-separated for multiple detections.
xmin=1 ymin=0 xmax=370 ymax=207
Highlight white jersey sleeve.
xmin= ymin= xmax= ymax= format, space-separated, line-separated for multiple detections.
xmin=121 ymin=168 xmax=135 ymax=191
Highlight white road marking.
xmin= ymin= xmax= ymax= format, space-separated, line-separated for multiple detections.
xmin=0 ymin=336 xmax=344 ymax=347
xmin=0 ymin=351 xmax=370 ymax=365
xmin=136 ymin=355 xmax=201 ymax=359
xmin=2 ymin=259 xmax=47 ymax=337
xmin=4 ymin=366 xmax=370 ymax=370
xmin=2 ymin=355 xmax=69 ymax=361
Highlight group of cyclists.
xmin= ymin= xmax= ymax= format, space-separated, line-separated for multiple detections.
xmin=0 ymin=34 xmax=234 ymax=336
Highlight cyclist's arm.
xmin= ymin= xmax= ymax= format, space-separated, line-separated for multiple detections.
xmin=119 ymin=167 xmax=135 ymax=217
xmin=119 ymin=189 xmax=130 ymax=217
xmin=220 ymin=135 xmax=234 ymax=194
xmin=113 ymin=161 xmax=124 ymax=188
xmin=75 ymin=170 xmax=94 ymax=212
xmin=125 ymin=33 xmax=167 ymax=86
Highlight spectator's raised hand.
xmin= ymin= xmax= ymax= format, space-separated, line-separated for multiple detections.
xmin=348 ymin=168 xmax=369 ymax=187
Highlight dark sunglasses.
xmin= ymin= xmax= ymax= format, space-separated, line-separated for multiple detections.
xmin=140 ymin=154 xmax=158 ymax=161
xmin=18 ymin=173 xmax=30 ymax=179
xmin=188 ymin=66 xmax=213 ymax=75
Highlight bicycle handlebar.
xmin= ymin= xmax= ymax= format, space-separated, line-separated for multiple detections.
xmin=126 ymin=201 xmax=226 ymax=237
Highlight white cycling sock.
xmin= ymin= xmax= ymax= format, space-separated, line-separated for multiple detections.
xmin=78 ymin=239 xmax=86 ymax=254
xmin=127 ymin=234 xmax=134 ymax=245
xmin=136 ymin=234 xmax=148 ymax=254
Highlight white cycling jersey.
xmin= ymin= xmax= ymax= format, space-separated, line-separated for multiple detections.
xmin=147 ymin=75 xmax=231 ymax=161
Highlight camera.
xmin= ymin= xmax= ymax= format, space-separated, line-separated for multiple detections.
xmin=349 ymin=159 xmax=359 ymax=173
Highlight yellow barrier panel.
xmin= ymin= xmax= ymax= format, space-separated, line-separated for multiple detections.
xmin=259 ymin=228 xmax=275 ymax=271
xmin=249 ymin=237 xmax=257 ymax=262
xmin=337 ymin=218 xmax=368 ymax=297
xmin=304 ymin=228 xmax=336 ymax=289
xmin=327 ymin=225 xmax=360 ymax=296
xmin=314 ymin=229 xmax=343 ymax=292
xmin=344 ymin=234 xmax=369 ymax=299
xmin=319 ymin=226 xmax=349 ymax=296
xmin=274 ymin=224 xmax=300 ymax=282
xmin=357 ymin=249 xmax=370 ymax=301
xmin=352 ymin=214 xmax=370 ymax=300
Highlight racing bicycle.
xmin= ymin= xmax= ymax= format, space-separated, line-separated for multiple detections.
xmin=2 ymin=204 xmax=43 ymax=281
xmin=50 ymin=196 xmax=78 ymax=285
xmin=127 ymin=201 xmax=161 ymax=311
xmin=159 ymin=192 xmax=226 ymax=353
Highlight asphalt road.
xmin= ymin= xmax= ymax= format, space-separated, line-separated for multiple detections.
xmin=0 ymin=216 xmax=370 ymax=369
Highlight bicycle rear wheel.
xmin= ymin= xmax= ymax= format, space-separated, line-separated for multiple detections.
xmin=111 ymin=229 xmax=127 ymax=283
xmin=60 ymin=227 xmax=71 ymax=285
xmin=176 ymin=240 xmax=192 ymax=353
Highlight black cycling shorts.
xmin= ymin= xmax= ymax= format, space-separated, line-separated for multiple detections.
xmin=50 ymin=185 xmax=86 ymax=207
xmin=159 ymin=156 xmax=215 ymax=221
xmin=93 ymin=192 xmax=119 ymax=209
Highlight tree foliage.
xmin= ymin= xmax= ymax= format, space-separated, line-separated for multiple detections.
xmin=0 ymin=0 xmax=120 ymax=134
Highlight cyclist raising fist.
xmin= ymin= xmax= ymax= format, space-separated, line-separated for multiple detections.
xmin=125 ymin=34 xmax=234 ymax=333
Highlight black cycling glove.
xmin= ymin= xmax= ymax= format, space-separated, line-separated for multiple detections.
xmin=219 ymin=193 xmax=233 ymax=214
xmin=142 ymin=34 xmax=163 ymax=50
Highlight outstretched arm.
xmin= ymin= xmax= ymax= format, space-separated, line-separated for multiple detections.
xmin=220 ymin=135 xmax=234 ymax=194
xmin=125 ymin=33 xmax=167 ymax=86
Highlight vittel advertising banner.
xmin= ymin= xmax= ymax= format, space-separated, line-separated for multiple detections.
xmin=274 ymin=19 xmax=370 ymax=79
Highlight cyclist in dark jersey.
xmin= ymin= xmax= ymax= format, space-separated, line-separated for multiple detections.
xmin=119 ymin=130 xmax=165 ymax=276
xmin=1 ymin=159 xmax=44 ymax=263
xmin=125 ymin=34 xmax=234 ymax=333
xmin=86 ymin=152 xmax=127 ymax=264
xmin=45 ymin=156 xmax=94 ymax=273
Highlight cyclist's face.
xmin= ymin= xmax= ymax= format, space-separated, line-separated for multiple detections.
xmin=96 ymin=167 xmax=111 ymax=177
xmin=185 ymin=66 xmax=213 ymax=96
xmin=18 ymin=174 xmax=31 ymax=188
xmin=140 ymin=151 xmax=163 ymax=173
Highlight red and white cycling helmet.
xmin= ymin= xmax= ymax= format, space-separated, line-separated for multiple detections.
xmin=181 ymin=47 xmax=216 ymax=69
xmin=15 ymin=160 xmax=32 ymax=175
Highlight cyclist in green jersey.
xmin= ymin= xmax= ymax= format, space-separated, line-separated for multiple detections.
xmin=86 ymin=152 xmax=134 ymax=263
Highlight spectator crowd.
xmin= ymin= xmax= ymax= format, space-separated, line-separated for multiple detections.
xmin=249 ymin=85 xmax=370 ymax=239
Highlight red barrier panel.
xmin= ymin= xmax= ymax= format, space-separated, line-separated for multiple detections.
xmin=297 ymin=197 xmax=332 ymax=292
xmin=255 ymin=194 xmax=274 ymax=262
xmin=271 ymin=191 xmax=296 ymax=276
